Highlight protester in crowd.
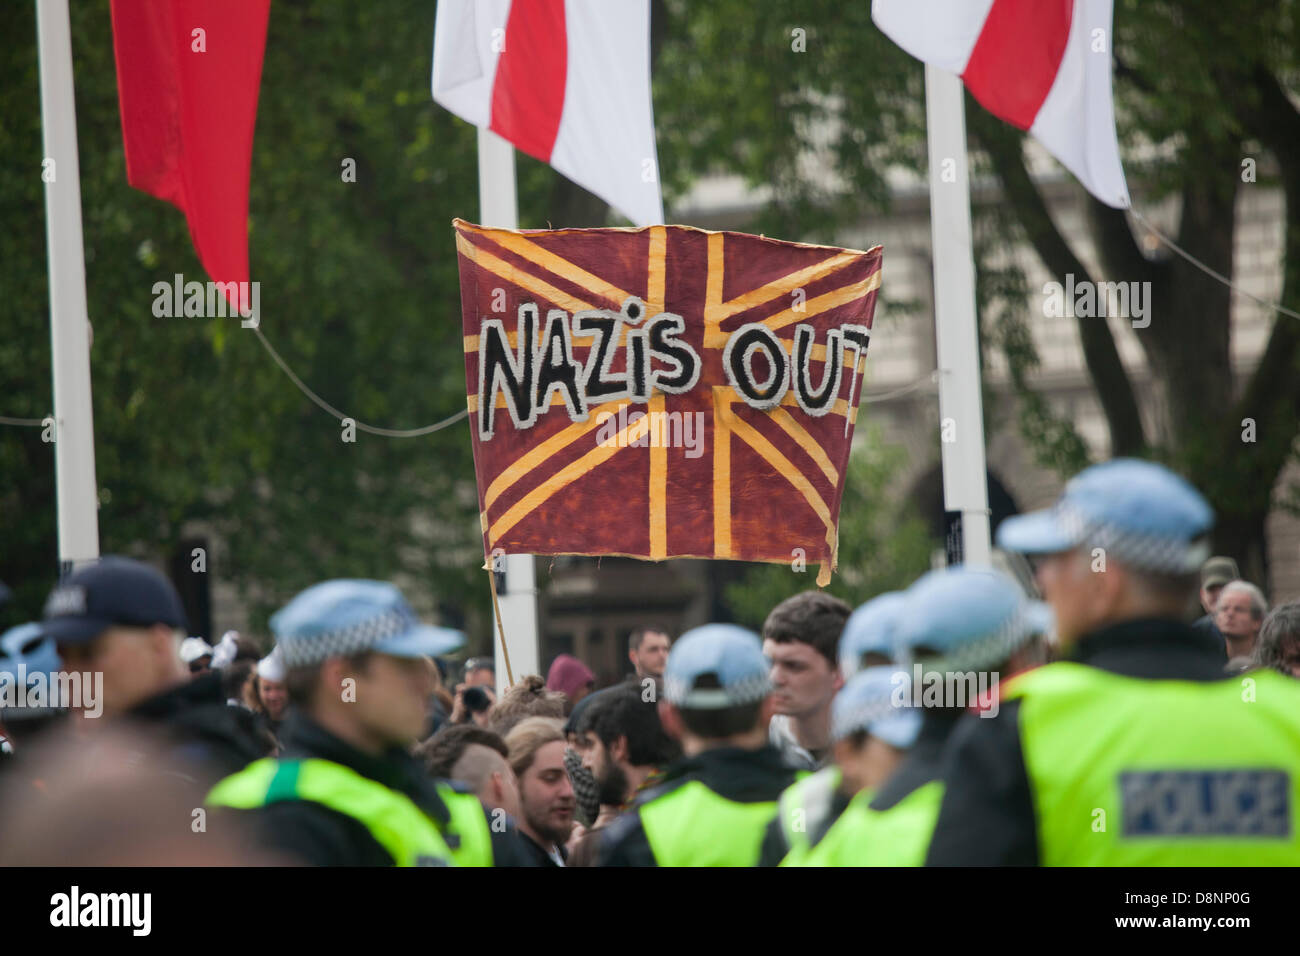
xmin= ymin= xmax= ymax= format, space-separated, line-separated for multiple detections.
xmin=221 ymin=658 xmax=257 ymax=708
xmin=243 ymin=646 xmax=289 ymax=742
xmin=488 ymin=674 xmax=566 ymax=736
xmin=1215 ymin=579 xmax=1268 ymax=660
xmin=40 ymin=556 xmax=267 ymax=786
xmin=764 ymin=666 xmax=922 ymax=866
xmin=1253 ymin=601 xmax=1300 ymax=678
xmin=627 ymin=626 xmax=671 ymax=683
xmin=597 ymin=624 xmax=797 ymax=866
xmin=761 ymin=591 xmax=850 ymax=770
xmin=213 ymin=632 xmax=264 ymax=707
xmin=451 ymin=683 xmax=495 ymax=727
xmin=463 ymin=657 xmax=496 ymax=689
xmin=504 ymin=716 xmax=576 ymax=866
xmin=547 ymin=653 xmax=595 ymax=713
xmin=180 ymin=637 xmax=214 ymax=675
xmin=206 ymin=580 xmax=502 ymax=866
xmin=0 ymin=622 xmax=67 ymax=764
xmin=1189 ymin=557 xmax=1235 ymax=659
xmin=425 ymin=658 xmax=454 ymax=736
xmin=568 ymin=683 xmax=679 ymax=865
xmin=562 ymin=685 xmax=612 ymax=832
xmin=414 ymin=723 xmax=522 ymax=822
xmin=931 ymin=459 xmax=1300 ymax=865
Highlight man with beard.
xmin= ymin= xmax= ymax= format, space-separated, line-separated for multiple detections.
xmin=505 ymin=716 xmax=575 ymax=865
xmin=568 ymin=684 xmax=679 ymax=865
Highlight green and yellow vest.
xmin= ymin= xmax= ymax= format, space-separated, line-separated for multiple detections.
xmin=640 ymin=779 xmax=780 ymax=866
xmin=780 ymin=778 xmax=943 ymax=866
xmin=1007 ymin=662 xmax=1300 ymax=866
xmin=206 ymin=757 xmax=493 ymax=867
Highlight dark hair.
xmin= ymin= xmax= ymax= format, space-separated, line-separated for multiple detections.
xmin=220 ymin=659 xmax=256 ymax=703
xmin=232 ymin=636 xmax=263 ymax=663
xmin=675 ymin=675 xmax=765 ymax=739
xmin=762 ymin=591 xmax=851 ymax=667
xmin=283 ymin=651 xmax=375 ymax=709
xmin=413 ymin=723 xmax=509 ymax=778
xmin=577 ymin=685 xmax=679 ymax=767
xmin=629 ymin=627 xmax=669 ymax=654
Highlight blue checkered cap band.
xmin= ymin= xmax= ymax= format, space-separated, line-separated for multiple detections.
xmin=915 ymin=602 xmax=1047 ymax=676
xmin=663 ymin=671 xmax=772 ymax=710
xmin=1057 ymin=502 xmax=1211 ymax=574
xmin=832 ymin=695 xmax=905 ymax=742
xmin=278 ymin=605 xmax=421 ymax=668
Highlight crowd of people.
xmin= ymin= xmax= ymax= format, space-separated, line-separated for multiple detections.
xmin=2 ymin=456 xmax=1299 ymax=866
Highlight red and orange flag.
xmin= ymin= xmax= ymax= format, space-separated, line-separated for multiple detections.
xmin=454 ymin=219 xmax=882 ymax=585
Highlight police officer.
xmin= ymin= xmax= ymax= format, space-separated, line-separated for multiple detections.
xmin=767 ymin=666 xmax=922 ymax=866
xmin=207 ymin=580 xmax=524 ymax=866
xmin=40 ymin=556 xmax=266 ymax=784
xmin=758 ymin=591 xmax=907 ymax=865
xmin=843 ymin=567 xmax=1049 ymax=864
xmin=0 ymin=622 xmax=66 ymax=763
xmin=927 ymin=459 xmax=1300 ymax=865
xmin=838 ymin=591 xmax=906 ymax=679
xmin=596 ymin=624 xmax=798 ymax=866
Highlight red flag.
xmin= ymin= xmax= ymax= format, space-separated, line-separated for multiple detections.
xmin=454 ymin=220 xmax=883 ymax=585
xmin=111 ymin=0 xmax=270 ymax=299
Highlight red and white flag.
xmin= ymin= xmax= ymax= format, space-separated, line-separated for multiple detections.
xmin=873 ymin=0 xmax=1130 ymax=208
xmin=432 ymin=0 xmax=664 ymax=226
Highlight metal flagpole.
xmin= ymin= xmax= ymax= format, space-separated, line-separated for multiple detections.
xmin=36 ymin=0 xmax=100 ymax=572
xmin=477 ymin=126 xmax=541 ymax=691
xmin=924 ymin=65 xmax=991 ymax=567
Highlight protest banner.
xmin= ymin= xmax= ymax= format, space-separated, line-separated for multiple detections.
xmin=455 ymin=219 xmax=882 ymax=586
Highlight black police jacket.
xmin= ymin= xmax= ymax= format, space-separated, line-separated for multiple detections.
xmin=925 ymin=617 xmax=1229 ymax=866
xmin=128 ymin=671 xmax=270 ymax=788
xmin=597 ymin=745 xmax=797 ymax=867
xmin=228 ymin=713 xmax=535 ymax=866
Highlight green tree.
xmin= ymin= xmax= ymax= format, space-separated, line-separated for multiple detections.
xmin=724 ymin=427 xmax=935 ymax=630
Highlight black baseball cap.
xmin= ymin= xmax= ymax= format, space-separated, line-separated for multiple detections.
xmin=41 ymin=556 xmax=188 ymax=646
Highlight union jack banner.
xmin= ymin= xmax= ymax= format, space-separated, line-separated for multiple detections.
xmin=454 ymin=219 xmax=882 ymax=585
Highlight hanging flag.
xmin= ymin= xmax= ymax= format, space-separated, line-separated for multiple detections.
xmin=111 ymin=0 xmax=271 ymax=307
xmin=454 ymin=220 xmax=882 ymax=585
xmin=433 ymin=0 xmax=664 ymax=226
xmin=873 ymin=0 xmax=1129 ymax=208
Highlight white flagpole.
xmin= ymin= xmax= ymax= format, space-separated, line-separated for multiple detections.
xmin=477 ymin=127 xmax=541 ymax=690
xmin=924 ymin=65 xmax=991 ymax=566
xmin=37 ymin=0 xmax=100 ymax=572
